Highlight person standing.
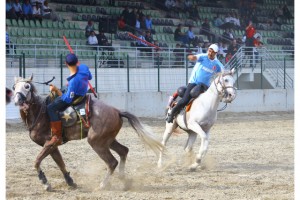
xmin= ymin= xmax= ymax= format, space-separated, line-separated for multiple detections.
xmin=47 ymin=53 xmax=92 ymax=146
xmin=166 ymin=44 xmax=224 ymax=123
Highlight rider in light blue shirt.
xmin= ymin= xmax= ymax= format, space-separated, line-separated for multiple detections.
xmin=166 ymin=44 xmax=224 ymax=123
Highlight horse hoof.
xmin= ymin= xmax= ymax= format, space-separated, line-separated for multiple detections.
xmin=100 ymin=182 xmax=111 ymax=190
xmin=44 ymin=183 xmax=52 ymax=191
xmin=69 ymin=182 xmax=77 ymax=189
xmin=188 ymin=164 xmax=198 ymax=172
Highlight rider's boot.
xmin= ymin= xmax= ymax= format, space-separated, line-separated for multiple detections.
xmin=49 ymin=121 xmax=62 ymax=145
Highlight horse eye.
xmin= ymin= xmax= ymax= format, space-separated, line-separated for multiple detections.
xmin=224 ymin=79 xmax=228 ymax=83
xmin=12 ymin=85 xmax=15 ymax=91
xmin=24 ymin=83 xmax=31 ymax=90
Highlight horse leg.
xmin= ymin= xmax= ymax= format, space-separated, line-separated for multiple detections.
xmin=184 ymin=131 xmax=197 ymax=152
xmin=50 ymin=148 xmax=77 ymax=187
xmin=34 ymin=141 xmax=58 ymax=191
xmin=110 ymin=140 xmax=129 ymax=178
xmin=157 ymin=122 xmax=178 ymax=168
xmin=188 ymin=122 xmax=210 ymax=171
xmin=89 ymin=143 xmax=118 ymax=189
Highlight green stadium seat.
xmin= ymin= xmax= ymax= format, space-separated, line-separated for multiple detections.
xmin=23 ymin=28 xmax=30 ymax=37
xmin=41 ymin=20 xmax=47 ymax=28
xmin=10 ymin=28 xmax=17 ymax=37
xmin=6 ymin=19 xmax=12 ymax=26
xmin=17 ymin=19 xmax=24 ymax=27
xmin=35 ymin=29 xmax=42 ymax=37
xmin=30 ymin=20 xmax=36 ymax=28
xmin=36 ymin=20 xmax=42 ymax=28
xmin=47 ymin=20 xmax=53 ymax=28
xmin=58 ymin=22 xmax=64 ymax=29
xmin=42 ymin=29 xmax=47 ymax=37
xmin=11 ymin=19 xmax=18 ymax=26
xmin=47 ymin=29 xmax=53 ymax=38
xmin=17 ymin=28 xmax=24 ymax=37
xmin=29 ymin=29 xmax=35 ymax=37
xmin=52 ymin=30 xmax=59 ymax=38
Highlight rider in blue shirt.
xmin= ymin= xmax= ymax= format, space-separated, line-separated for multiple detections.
xmin=166 ymin=44 xmax=224 ymax=123
xmin=47 ymin=53 xmax=92 ymax=145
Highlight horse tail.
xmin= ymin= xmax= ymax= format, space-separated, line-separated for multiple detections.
xmin=119 ymin=111 xmax=164 ymax=156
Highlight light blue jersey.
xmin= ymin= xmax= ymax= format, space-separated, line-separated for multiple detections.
xmin=188 ymin=53 xmax=224 ymax=87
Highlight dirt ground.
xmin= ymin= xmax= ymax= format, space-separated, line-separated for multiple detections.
xmin=6 ymin=111 xmax=294 ymax=200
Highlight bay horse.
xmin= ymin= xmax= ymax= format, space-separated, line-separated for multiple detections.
xmin=158 ymin=68 xmax=236 ymax=170
xmin=12 ymin=74 xmax=164 ymax=191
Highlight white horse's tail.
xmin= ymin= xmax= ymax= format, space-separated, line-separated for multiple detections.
xmin=119 ymin=111 xmax=164 ymax=156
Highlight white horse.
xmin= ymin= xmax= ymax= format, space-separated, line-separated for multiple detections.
xmin=158 ymin=68 xmax=236 ymax=170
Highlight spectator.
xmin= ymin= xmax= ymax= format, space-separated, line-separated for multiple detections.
xmin=145 ymin=30 xmax=153 ymax=44
xmin=174 ymin=0 xmax=184 ymax=12
xmin=217 ymin=41 xmax=227 ymax=63
xmin=200 ymin=18 xmax=214 ymax=43
xmin=221 ymin=29 xmax=232 ymax=44
xmin=121 ymin=6 xmax=130 ymax=24
xmin=184 ymin=0 xmax=192 ymax=12
xmin=85 ymin=20 xmax=95 ymax=38
xmin=145 ymin=15 xmax=155 ymax=34
xmin=245 ymin=21 xmax=256 ymax=67
xmin=174 ymin=24 xmax=187 ymax=44
xmin=22 ymin=0 xmax=33 ymax=20
xmin=213 ymin=14 xmax=224 ymax=27
xmin=137 ymin=9 xmax=145 ymax=21
xmin=6 ymin=25 xmax=16 ymax=54
xmin=140 ymin=15 xmax=147 ymax=31
xmin=253 ymin=35 xmax=263 ymax=64
xmin=153 ymin=40 xmax=163 ymax=67
xmin=173 ymin=43 xmax=185 ymax=68
xmin=97 ymin=31 xmax=111 ymax=46
xmin=189 ymin=4 xmax=200 ymax=21
xmin=117 ymin=16 xmax=126 ymax=31
xmin=136 ymin=31 xmax=148 ymax=52
xmin=186 ymin=26 xmax=195 ymax=47
xmin=128 ymin=8 xmax=137 ymax=32
xmin=135 ymin=14 xmax=141 ymax=33
xmin=87 ymin=30 xmax=98 ymax=45
xmin=42 ymin=0 xmax=60 ymax=21
xmin=282 ymin=4 xmax=293 ymax=20
xmin=6 ymin=0 xmax=17 ymax=19
xmin=165 ymin=0 xmax=176 ymax=11
xmin=226 ymin=39 xmax=240 ymax=65
xmin=13 ymin=0 xmax=23 ymax=20
xmin=32 ymin=3 xmax=43 ymax=23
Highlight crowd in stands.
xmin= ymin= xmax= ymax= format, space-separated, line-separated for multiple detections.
xmin=6 ymin=0 xmax=61 ymax=22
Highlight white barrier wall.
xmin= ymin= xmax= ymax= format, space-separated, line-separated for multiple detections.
xmin=6 ymin=89 xmax=294 ymax=119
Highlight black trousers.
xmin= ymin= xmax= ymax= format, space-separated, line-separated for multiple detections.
xmin=169 ymin=83 xmax=196 ymax=116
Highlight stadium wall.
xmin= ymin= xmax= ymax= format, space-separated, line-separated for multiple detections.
xmin=6 ymin=89 xmax=294 ymax=119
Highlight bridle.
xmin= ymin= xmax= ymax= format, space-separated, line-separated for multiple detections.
xmin=214 ymin=72 xmax=237 ymax=104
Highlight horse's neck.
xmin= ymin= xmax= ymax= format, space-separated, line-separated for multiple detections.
xmin=195 ymin=83 xmax=221 ymax=111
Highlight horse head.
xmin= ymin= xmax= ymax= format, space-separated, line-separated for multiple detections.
xmin=12 ymin=74 xmax=37 ymax=111
xmin=214 ymin=68 xmax=236 ymax=103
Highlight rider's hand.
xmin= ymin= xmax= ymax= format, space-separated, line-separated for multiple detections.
xmin=49 ymin=84 xmax=57 ymax=92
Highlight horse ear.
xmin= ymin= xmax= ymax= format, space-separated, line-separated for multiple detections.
xmin=29 ymin=73 xmax=33 ymax=81
xmin=14 ymin=77 xmax=18 ymax=83
xmin=230 ymin=68 xmax=235 ymax=75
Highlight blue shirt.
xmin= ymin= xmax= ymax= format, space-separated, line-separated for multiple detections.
xmin=145 ymin=18 xmax=152 ymax=29
xmin=22 ymin=3 xmax=33 ymax=15
xmin=61 ymin=64 xmax=92 ymax=103
xmin=188 ymin=53 xmax=224 ymax=87
xmin=6 ymin=32 xmax=10 ymax=44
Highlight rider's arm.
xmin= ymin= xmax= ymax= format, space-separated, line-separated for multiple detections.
xmin=188 ymin=55 xmax=197 ymax=61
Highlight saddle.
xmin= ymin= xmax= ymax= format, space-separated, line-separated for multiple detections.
xmin=58 ymin=94 xmax=92 ymax=128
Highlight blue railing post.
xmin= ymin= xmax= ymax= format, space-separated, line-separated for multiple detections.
xmin=158 ymin=55 xmax=160 ymax=92
xmin=284 ymin=57 xmax=286 ymax=89
xmin=60 ymin=54 xmax=63 ymax=88
xmin=22 ymin=53 xmax=25 ymax=78
xmin=127 ymin=55 xmax=130 ymax=92
xmin=95 ymin=54 xmax=98 ymax=93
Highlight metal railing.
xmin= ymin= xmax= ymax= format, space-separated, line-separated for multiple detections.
xmin=225 ymin=46 xmax=294 ymax=89
xmin=6 ymin=44 xmax=294 ymax=94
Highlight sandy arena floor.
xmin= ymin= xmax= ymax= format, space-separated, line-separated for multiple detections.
xmin=6 ymin=111 xmax=294 ymax=200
